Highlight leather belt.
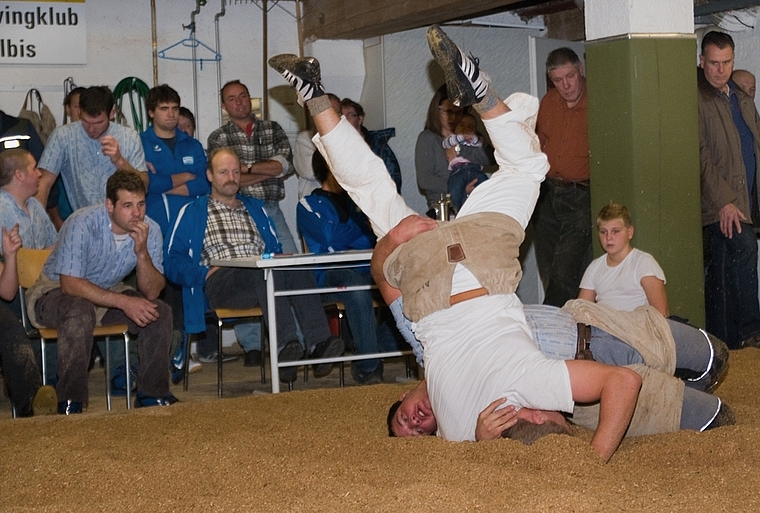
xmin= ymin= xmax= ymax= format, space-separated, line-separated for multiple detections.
xmin=450 ymin=287 xmax=489 ymax=306
xmin=548 ymin=177 xmax=590 ymax=191
xmin=575 ymin=323 xmax=595 ymax=360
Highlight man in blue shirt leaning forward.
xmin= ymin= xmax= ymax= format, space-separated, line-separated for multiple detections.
xmin=26 ymin=170 xmax=176 ymax=414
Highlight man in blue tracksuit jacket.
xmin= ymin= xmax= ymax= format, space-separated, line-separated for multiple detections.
xmin=141 ymin=85 xmax=211 ymax=374
xmin=165 ymin=147 xmax=344 ymax=382
xmin=297 ymin=151 xmax=398 ymax=384
xmin=140 ymin=85 xmax=209 ymax=237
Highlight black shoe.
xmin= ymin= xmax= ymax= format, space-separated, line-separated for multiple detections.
xmin=741 ymin=333 xmax=760 ymax=349
xmin=268 ymin=53 xmax=325 ymax=106
xmin=170 ymin=331 xmax=187 ymax=385
xmin=351 ymin=361 xmax=384 ymax=385
xmin=704 ymin=400 xmax=736 ymax=430
xmin=705 ymin=332 xmax=729 ymax=392
xmin=171 ymin=364 xmax=184 ymax=386
xmin=278 ymin=340 xmax=304 ymax=383
xmin=310 ymin=336 xmax=345 ymax=378
xmin=134 ymin=393 xmax=180 ymax=408
xmin=57 ymin=400 xmax=83 ymax=415
xmin=678 ymin=331 xmax=731 ymax=393
xmin=244 ymin=350 xmax=262 ymax=367
xmin=426 ymin=25 xmax=489 ymax=107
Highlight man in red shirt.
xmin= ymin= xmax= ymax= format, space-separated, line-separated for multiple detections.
xmin=533 ymin=48 xmax=592 ymax=307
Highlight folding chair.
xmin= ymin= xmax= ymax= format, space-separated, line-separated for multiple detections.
xmin=212 ymin=307 xmax=265 ymax=398
xmin=332 ymin=296 xmax=414 ymax=386
xmin=16 ymin=248 xmax=133 ymax=411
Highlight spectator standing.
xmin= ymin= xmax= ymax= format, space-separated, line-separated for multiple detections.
xmin=698 ymin=31 xmax=760 ymax=349
xmin=207 ymin=80 xmax=298 ymax=254
xmin=35 ymin=86 xmax=146 ymax=212
xmin=533 ymin=47 xmax=593 ymax=307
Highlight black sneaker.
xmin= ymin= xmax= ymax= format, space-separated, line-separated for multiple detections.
xmin=704 ymin=400 xmax=736 ymax=430
xmin=351 ymin=361 xmax=384 ymax=385
xmin=310 ymin=336 xmax=345 ymax=378
xmin=244 ymin=349 xmax=262 ymax=367
xmin=426 ymin=25 xmax=489 ymax=107
xmin=278 ymin=340 xmax=304 ymax=383
xmin=268 ymin=53 xmax=325 ymax=106
xmin=134 ymin=393 xmax=180 ymax=408
xmin=57 ymin=400 xmax=83 ymax=415
xmin=701 ymin=331 xmax=729 ymax=392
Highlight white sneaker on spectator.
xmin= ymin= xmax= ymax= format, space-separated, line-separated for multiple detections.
xmin=188 ymin=355 xmax=202 ymax=374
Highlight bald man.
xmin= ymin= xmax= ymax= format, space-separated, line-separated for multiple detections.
xmin=732 ymin=69 xmax=756 ymax=99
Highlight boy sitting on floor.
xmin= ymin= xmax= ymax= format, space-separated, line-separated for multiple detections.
xmin=578 ymin=203 xmax=669 ymax=317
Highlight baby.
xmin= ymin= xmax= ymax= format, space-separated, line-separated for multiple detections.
xmin=442 ymin=113 xmax=490 ymax=212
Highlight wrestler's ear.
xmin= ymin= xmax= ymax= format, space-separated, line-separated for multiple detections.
xmin=399 ymin=390 xmax=410 ymax=401
xmin=532 ymin=410 xmax=548 ymax=425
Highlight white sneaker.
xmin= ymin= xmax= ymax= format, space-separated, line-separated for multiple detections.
xmin=188 ymin=356 xmax=202 ymax=374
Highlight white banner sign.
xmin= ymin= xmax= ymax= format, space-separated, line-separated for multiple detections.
xmin=0 ymin=0 xmax=86 ymax=65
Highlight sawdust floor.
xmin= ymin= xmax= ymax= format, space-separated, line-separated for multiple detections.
xmin=1 ymin=346 xmax=760 ymax=512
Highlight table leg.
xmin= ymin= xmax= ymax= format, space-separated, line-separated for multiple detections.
xmin=266 ymin=268 xmax=280 ymax=393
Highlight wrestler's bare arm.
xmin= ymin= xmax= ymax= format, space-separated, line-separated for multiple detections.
xmin=475 ymin=398 xmax=518 ymax=441
xmin=370 ymin=215 xmax=438 ymax=305
xmin=565 ymin=359 xmax=642 ymax=463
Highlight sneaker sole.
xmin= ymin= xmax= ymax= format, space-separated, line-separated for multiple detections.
xmin=32 ymin=385 xmax=58 ymax=416
xmin=426 ymin=25 xmax=480 ymax=108
xmin=268 ymin=54 xmax=321 ymax=83
xmin=198 ymin=355 xmax=239 ymax=364
xmin=268 ymin=54 xmax=323 ymax=105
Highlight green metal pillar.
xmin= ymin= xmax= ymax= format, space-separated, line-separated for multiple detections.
xmin=586 ymin=35 xmax=704 ymax=325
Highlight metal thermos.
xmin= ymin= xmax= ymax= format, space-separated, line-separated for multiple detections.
xmin=437 ymin=193 xmax=452 ymax=222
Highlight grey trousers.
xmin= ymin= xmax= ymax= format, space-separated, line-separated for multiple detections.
xmin=35 ymin=288 xmax=172 ymax=403
xmin=0 ymin=303 xmax=41 ymax=414
xmin=205 ymin=267 xmax=331 ymax=354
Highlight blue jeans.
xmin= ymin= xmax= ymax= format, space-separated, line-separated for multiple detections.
xmin=533 ymin=180 xmax=593 ymax=307
xmin=447 ymin=162 xmax=489 ymax=212
xmin=590 ymin=320 xmax=710 ymax=380
xmin=704 ymin=222 xmax=760 ymax=348
xmin=264 ymin=201 xmax=298 ymax=254
xmin=323 ymin=269 xmax=394 ymax=373
xmin=234 ymin=322 xmax=262 ymax=352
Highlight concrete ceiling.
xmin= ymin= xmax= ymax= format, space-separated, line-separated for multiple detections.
xmin=300 ymin=0 xmax=760 ymax=41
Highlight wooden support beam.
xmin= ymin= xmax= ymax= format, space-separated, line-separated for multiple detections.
xmin=300 ymin=0 xmax=530 ymax=40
